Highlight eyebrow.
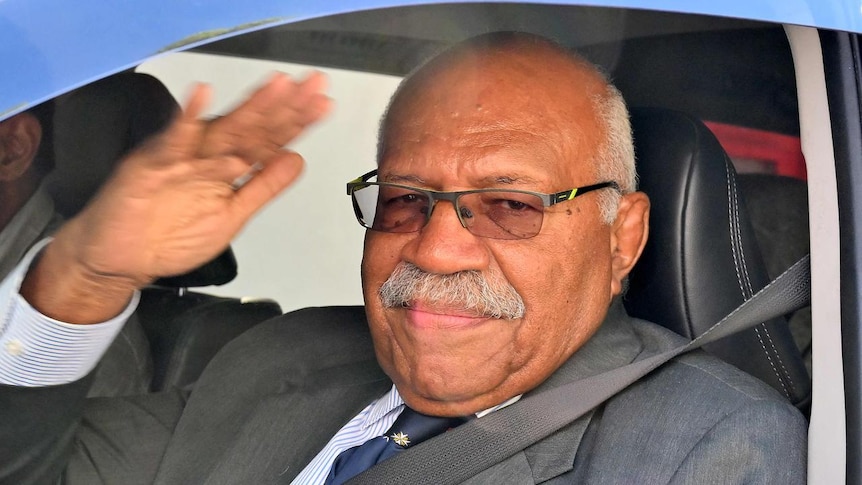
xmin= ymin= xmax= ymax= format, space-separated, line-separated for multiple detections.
xmin=381 ymin=174 xmax=426 ymax=185
xmin=479 ymin=175 xmax=542 ymax=186
xmin=381 ymin=173 xmax=543 ymax=188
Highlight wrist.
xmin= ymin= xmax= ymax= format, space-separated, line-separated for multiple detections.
xmin=20 ymin=222 xmax=142 ymax=324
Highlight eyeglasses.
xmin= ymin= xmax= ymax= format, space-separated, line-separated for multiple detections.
xmin=346 ymin=169 xmax=620 ymax=240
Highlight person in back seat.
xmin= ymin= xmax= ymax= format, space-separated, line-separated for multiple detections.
xmin=0 ymin=106 xmax=61 ymax=280
xmin=0 ymin=104 xmax=156 ymax=397
xmin=0 ymin=33 xmax=805 ymax=483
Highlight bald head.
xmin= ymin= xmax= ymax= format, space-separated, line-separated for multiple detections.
xmin=362 ymin=33 xmax=651 ymax=415
xmin=378 ymin=32 xmax=635 ymax=223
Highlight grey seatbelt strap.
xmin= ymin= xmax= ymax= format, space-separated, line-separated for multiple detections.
xmin=347 ymin=255 xmax=811 ymax=485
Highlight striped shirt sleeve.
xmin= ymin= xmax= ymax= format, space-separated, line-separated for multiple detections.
xmin=0 ymin=239 xmax=138 ymax=386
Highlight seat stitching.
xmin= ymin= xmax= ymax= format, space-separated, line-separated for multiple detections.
xmin=725 ymin=162 xmax=747 ymax=298
xmin=727 ymin=163 xmax=755 ymax=300
xmin=728 ymin=165 xmax=789 ymax=393
xmin=727 ymin=163 xmax=793 ymax=396
xmin=724 ymin=163 xmax=789 ymax=396
xmin=758 ymin=327 xmax=795 ymax=390
xmin=754 ymin=323 xmax=792 ymax=398
xmin=680 ymin=136 xmax=696 ymax=338
xmin=729 ymin=173 xmax=795 ymax=393
xmin=729 ymin=168 xmax=794 ymax=392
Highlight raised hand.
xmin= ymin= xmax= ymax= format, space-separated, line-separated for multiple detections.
xmin=198 ymin=71 xmax=329 ymax=162
xmin=21 ymin=72 xmax=331 ymax=323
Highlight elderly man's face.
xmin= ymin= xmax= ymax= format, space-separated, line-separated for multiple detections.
xmin=361 ymin=44 xmax=644 ymax=416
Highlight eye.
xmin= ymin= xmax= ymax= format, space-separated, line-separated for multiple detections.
xmin=486 ymin=196 xmax=541 ymax=213
xmin=380 ymin=190 xmax=431 ymax=218
xmin=384 ymin=192 xmax=423 ymax=205
xmin=501 ymin=199 xmax=531 ymax=211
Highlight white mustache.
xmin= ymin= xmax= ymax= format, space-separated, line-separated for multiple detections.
xmin=379 ymin=262 xmax=526 ymax=320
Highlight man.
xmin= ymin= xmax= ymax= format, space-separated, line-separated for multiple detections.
xmin=0 ymin=104 xmax=154 ymax=397
xmin=0 ymin=106 xmax=60 ymax=280
xmin=0 ymin=33 xmax=805 ymax=483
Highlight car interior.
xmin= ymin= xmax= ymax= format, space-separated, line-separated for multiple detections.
xmin=39 ymin=0 xmax=817 ymax=476
xmin=48 ymin=71 xmax=284 ymax=393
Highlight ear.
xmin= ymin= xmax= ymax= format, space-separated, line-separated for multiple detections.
xmin=609 ymin=191 xmax=650 ymax=297
xmin=0 ymin=113 xmax=42 ymax=182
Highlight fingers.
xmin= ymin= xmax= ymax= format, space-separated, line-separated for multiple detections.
xmin=293 ymin=71 xmax=333 ymax=126
xmin=198 ymin=71 xmax=331 ymax=163
xmin=202 ymin=156 xmax=258 ymax=186
xmin=141 ymin=83 xmax=212 ymax=166
xmin=182 ymin=83 xmax=212 ymax=120
xmin=125 ymin=74 xmax=320 ymax=219
xmin=230 ymin=150 xmax=305 ymax=219
xmin=198 ymin=73 xmax=327 ymax=217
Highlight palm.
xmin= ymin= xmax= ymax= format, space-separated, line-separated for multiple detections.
xmin=71 ymin=72 xmax=330 ymax=286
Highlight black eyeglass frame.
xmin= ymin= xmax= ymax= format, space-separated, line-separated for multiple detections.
xmin=346 ymin=169 xmax=621 ymax=238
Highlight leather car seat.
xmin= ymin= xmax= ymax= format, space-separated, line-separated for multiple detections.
xmin=47 ymin=71 xmax=179 ymax=218
xmin=139 ymin=250 xmax=282 ymax=392
xmin=738 ymin=173 xmax=811 ymax=374
xmin=624 ymin=107 xmax=811 ymax=411
xmin=49 ymin=71 xmax=282 ymax=393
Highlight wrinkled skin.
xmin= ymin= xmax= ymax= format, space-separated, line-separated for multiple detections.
xmin=0 ymin=112 xmax=43 ymax=230
xmin=21 ymin=72 xmax=331 ymax=324
xmin=361 ymin=38 xmax=650 ymax=416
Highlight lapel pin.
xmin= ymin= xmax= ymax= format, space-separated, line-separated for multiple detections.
xmin=391 ymin=432 xmax=410 ymax=447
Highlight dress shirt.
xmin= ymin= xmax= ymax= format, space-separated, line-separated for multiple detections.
xmin=0 ymin=240 xmax=137 ymax=386
xmin=292 ymin=385 xmax=521 ymax=485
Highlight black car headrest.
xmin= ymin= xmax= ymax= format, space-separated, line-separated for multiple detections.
xmin=624 ymin=107 xmax=810 ymax=407
xmin=48 ymin=71 xmax=179 ymax=218
xmin=49 ymin=71 xmax=237 ymax=288
xmin=154 ymin=248 xmax=238 ymax=289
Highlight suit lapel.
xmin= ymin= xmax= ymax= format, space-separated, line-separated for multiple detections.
xmin=206 ymin=365 xmax=391 ymax=485
xmin=154 ymin=306 xmax=391 ymax=485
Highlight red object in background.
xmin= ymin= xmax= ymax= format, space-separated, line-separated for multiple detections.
xmin=704 ymin=120 xmax=807 ymax=180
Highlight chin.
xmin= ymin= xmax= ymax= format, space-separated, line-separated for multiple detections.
xmin=397 ymin=371 xmax=506 ymax=413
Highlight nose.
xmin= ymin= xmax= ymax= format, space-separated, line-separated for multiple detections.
xmin=401 ymin=200 xmax=490 ymax=274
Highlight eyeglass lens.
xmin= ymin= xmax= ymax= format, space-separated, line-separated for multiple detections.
xmin=351 ymin=184 xmax=545 ymax=240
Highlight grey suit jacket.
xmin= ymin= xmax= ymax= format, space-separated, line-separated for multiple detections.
xmin=0 ymin=301 xmax=806 ymax=484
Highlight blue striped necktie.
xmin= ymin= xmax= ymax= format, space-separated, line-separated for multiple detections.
xmin=324 ymin=406 xmax=467 ymax=485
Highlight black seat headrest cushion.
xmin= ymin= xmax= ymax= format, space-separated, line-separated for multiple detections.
xmin=624 ymin=107 xmax=810 ymax=406
xmin=50 ymin=71 xmax=237 ymax=288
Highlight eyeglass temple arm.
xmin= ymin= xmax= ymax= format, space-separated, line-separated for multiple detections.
xmin=549 ymin=181 xmax=621 ymax=205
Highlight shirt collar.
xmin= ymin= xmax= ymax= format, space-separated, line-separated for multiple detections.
xmin=362 ymin=384 xmax=404 ymax=430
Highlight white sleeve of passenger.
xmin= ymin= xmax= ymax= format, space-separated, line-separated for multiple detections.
xmin=0 ymin=239 xmax=139 ymax=386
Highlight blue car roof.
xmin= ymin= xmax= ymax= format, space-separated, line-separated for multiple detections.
xmin=1 ymin=0 xmax=858 ymax=120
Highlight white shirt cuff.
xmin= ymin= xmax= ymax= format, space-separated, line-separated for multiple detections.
xmin=0 ymin=239 xmax=139 ymax=386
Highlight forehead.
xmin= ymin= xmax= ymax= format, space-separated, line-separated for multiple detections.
xmin=380 ymin=46 xmax=608 ymax=187
xmin=379 ymin=128 xmax=577 ymax=191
